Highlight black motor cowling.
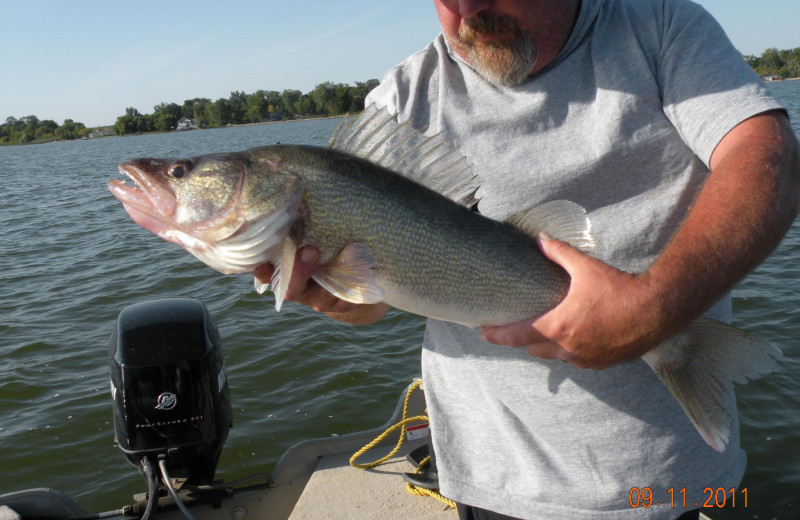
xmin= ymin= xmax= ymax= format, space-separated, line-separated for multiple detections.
xmin=109 ymin=298 xmax=232 ymax=485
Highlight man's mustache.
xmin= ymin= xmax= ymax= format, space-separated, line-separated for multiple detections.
xmin=459 ymin=13 xmax=524 ymax=44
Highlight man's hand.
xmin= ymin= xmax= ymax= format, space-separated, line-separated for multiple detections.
xmin=481 ymin=110 xmax=800 ymax=370
xmin=253 ymin=245 xmax=390 ymax=325
xmin=480 ymin=233 xmax=665 ymax=369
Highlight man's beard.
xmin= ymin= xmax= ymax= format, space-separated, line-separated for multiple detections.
xmin=456 ymin=13 xmax=536 ymax=87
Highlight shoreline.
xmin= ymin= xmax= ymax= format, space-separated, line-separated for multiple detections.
xmin=0 ymin=115 xmax=346 ymax=147
xmin=764 ymin=76 xmax=800 ymax=82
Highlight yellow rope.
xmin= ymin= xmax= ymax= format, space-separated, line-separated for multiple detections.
xmin=349 ymin=380 xmax=456 ymax=509
xmin=349 ymin=379 xmax=426 ymax=469
xmin=348 ymin=414 xmax=430 ymax=469
xmin=403 ymin=455 xmax=458 ymax=509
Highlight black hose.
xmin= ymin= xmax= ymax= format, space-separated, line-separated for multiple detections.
xmin=141 ymin=456 xmax=158 ymax=520
xmin=157 ymin=456 xmax=197 ymax=520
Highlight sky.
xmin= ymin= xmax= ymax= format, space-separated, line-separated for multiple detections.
xmin=2 ymin=0 xmax=798 ymax=127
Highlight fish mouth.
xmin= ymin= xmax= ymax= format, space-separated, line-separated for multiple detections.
xmin=108 ymin=160 xmax=178 ymax=236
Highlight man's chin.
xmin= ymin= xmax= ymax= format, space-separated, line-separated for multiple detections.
xmin=469 ymin=48 xmax=537 ymax=87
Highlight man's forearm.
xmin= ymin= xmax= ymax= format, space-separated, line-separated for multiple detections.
xmin=646 ymin=110 xmax=800 ymax=335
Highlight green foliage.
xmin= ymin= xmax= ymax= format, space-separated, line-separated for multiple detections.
xmin=113 ymin=107 xmax=155 ymax=136
xmin=245 ymin=90 xmax=270 ymax=123
xmin=0 ymin=115 xmax=90 ymax=145
xmin=1 ymin=78 xmax=383 ymax=144
xmin=111 ymin=79 xmax=382 ymax=135
xmin=153 ymin=102 xmax=182 ymax=132
xmin=745 ymin=47 xmax=800 ymax=79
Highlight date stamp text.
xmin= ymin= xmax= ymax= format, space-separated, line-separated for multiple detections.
xmin=629 ymin=487 xmax=748 ymax=509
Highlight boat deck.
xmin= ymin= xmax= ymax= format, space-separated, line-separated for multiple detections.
xmin=289 ymin=442 xmax=456 ymax=520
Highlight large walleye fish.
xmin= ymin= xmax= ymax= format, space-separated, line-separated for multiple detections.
xmin=110 ymin=105 xmax=781 ymax=452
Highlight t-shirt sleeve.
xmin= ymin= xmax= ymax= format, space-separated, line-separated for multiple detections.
xmin=656 ymin=0 xmax=784 ymax=166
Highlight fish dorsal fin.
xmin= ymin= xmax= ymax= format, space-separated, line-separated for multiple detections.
xmin=329 ymin=105 xmax=478 ymax=207
xmin=506 ymin=200 xmax=595 ymax=253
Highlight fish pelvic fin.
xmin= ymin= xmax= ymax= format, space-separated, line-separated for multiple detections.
xmin=642 ymin=318 xmax=782 ymax=452
xmin=270 ymin=236 xmax=298 ymax=312
xmin=312 ymin=243 xmax=385 ymax=304
xmin=506 ymin=200 xmax=595 ymax=253
xmin=330 ymin=105 xmax=479 ymax=208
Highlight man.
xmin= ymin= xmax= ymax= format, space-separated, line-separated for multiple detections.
xmin=256 ymin=0 xmax=799 ymax=518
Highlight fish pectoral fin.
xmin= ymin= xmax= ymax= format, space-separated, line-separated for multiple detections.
xmin=312 ymin=243 xmax=384 ymax=304
xmin=506 ymin=200 xmax=595 ymax=253
xmin=642 ymin=318 xmax=783 ymax=452
xmin=270 ymin=236 xmax=298 ymax=311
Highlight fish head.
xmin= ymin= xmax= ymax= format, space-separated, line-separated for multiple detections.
xmin=110 ymin=153 xmax=246 ymax=238
xmin=109 ymin=148 xmax=304 ymax=274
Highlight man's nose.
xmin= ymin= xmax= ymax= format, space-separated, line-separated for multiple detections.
xmin=456 ymin=0 xmax=491 ymax=18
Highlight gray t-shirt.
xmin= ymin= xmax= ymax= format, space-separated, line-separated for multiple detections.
xmin=366 ymin=0 xmax=782 ymax=518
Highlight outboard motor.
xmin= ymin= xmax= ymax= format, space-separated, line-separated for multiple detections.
xmin=109 ymin=298 xmax=232 ymax=491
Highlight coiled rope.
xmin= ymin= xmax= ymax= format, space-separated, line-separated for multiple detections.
xmin=349 ymin=380 xmax=456 ymax=509
xmin=403 ymin=455 xmax=457 ymax=509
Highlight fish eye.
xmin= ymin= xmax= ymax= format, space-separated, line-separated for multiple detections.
xmin=168 ymin=161 xmax=193 ymax=179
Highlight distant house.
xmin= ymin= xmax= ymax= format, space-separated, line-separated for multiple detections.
xmin=88 ymin=127 xmax=114 ymax=139
xmin=176 ymin=118 xmax=196 ymax=131
xmin=763 ymin=75 xmax=781 ymax=82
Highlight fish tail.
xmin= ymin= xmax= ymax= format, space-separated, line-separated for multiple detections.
xmin=642 ymin=318 xmax=782 ymax=452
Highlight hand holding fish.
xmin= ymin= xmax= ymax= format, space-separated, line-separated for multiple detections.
xmin=480 ymin=233 xmax=666 ymax=370
xmin=253 ymin=246 xmax=390 ymax=325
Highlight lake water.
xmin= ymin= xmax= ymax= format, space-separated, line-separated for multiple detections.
xmin=1 ymin=82 xmax=799 ymax=519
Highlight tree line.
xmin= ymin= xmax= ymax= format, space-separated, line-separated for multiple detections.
xmin=0 ymin=116 xmax=90 ymax=145
xmin=0 ymin=79 xmax=380 ymax=145
xmin=744 ymin=47 xmax=800 ymax=79
xmin=113 ymin=80 xmax=380 ymax=135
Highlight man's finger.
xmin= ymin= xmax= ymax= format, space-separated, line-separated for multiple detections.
xmin=286 ymin=247 xmax=319 ymax=300
xmin=525 ymin=342 xmax=569 ymax=361
xmin=537 ymin=232 xmax=591 ymax=276
xmin=480 ymin=317 xmax=546 ymax=347
xmin=253 ymin=263 xmax=274 ymax=284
